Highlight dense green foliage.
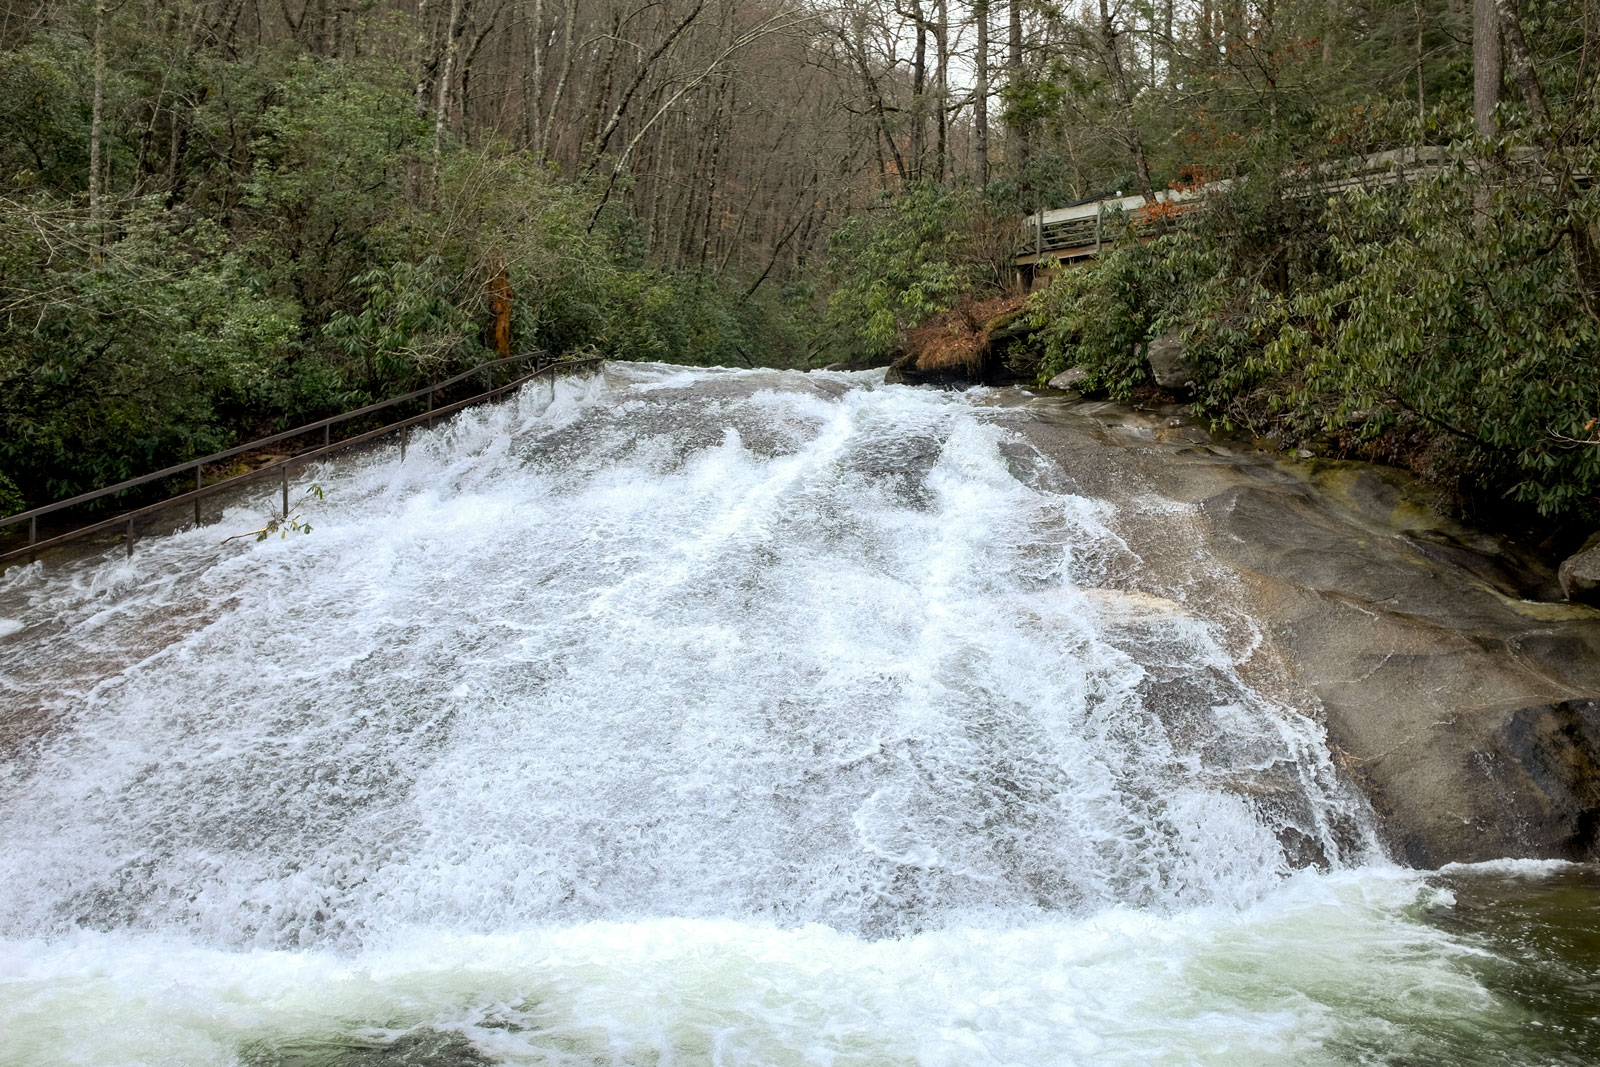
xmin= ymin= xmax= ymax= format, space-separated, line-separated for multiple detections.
xmin=820 ymin=185 xmax=985 ymax=363
xmin=1029 ymin=110 xmax=1600 ymax=518
xmin=0 ymin=37 xmax=801 ymax=513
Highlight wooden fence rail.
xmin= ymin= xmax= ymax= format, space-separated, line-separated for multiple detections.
xmin=1017 ymin=146 xmax=1590 ymax=267
xmin=0 ymin=353 xmax=605 ymax=570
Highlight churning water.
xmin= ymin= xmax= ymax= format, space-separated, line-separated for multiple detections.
xmin=0 ymin=364 xmax=1595 ymax=1065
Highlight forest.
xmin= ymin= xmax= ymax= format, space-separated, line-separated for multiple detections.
xmin=0 ymin=0 xmax=1597 ymax=535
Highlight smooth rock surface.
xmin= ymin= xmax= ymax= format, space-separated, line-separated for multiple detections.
xmin=998 ymin=391 xmax=1600 ymax=867
xmin=1048 ymin=367 xmax=1090 ymax=390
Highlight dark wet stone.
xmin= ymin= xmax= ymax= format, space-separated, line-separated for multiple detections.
xmin=1145 ymin=330 xmax=1194 ymax=391
xmin=240 ymin=1027 xmax=494 ymax=1067
xmin=1500 ymin=700 xmax=1600 ymax=858
xmin=1559 ymin=534 xmax=1600 ymax=605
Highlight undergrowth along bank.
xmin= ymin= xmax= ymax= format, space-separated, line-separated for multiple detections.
xmin=0 ymin=52 xmax=807 ymax=517
xmin=1023 ymin=127 xmax=1600 ymax=530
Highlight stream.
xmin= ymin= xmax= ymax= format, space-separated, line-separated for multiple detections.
xmin=0 ymin=364 xmax=1595 ymax=1065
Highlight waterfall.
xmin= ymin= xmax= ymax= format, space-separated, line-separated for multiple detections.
xmin=0 ymin=364 xmax=1579 ymax=1066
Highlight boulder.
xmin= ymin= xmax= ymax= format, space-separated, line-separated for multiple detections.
xmin=883 ymin=350 xmax=972 ymax=389
xmin=882 ymin=352 xmax=918 ymax=385
xmin=1048 ymin=367 xmax=1090 ymax=390
xmin=1145 ymin=330 xmax=1194 ymax=391
xmin=985 ymin=309 xmax=1034 ymax=344
xmin=1559 ymin=534 xmax=1600 ymax=605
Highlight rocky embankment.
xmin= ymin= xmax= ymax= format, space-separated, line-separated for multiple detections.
xmin=997 ymin=392 xmax=1600 ymax=867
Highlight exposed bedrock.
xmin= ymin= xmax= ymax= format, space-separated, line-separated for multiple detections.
xmin=1001 ymin=393 xmax=1600 ymax=867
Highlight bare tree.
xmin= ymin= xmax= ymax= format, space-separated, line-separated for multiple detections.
xmin=1097 ymin=0 xmax=1154 ymax=203
xmin=974 ymin=0 xmax=989 ymax=190
xmin=89 ymin=0 xmax=107 ymax=227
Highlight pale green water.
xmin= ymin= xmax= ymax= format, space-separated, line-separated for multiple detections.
xmin=2 ymin=864 xmax=1596 ymax=1066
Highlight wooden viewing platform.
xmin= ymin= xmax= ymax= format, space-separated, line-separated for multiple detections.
xmin=1016 ymin=147 xmax=1578 ymax=267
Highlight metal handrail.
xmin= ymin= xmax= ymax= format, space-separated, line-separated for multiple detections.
xmin=0 ymin=354 xmax=605 ymax=567
xmin=3 ymin=350 xmax=553 ymax=527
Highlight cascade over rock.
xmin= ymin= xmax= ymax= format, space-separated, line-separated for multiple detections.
xmin=1010 ymin=394 xmax=1600 ymax=865
xmin=2 ymin=365 xmax=1599 ymax=1064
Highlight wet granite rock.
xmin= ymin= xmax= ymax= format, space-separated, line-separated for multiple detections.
xmin=1558 ymin=534 xmax=1600 ymax=605
xmin=1145 ymin=330 xmax=1194 ymax=392
xmin=1007 ymin=395 xmax=1600 ymax=868
xmin=1048 ymin=367 xmax=1090 ymax=390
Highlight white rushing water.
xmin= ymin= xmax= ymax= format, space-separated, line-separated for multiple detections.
xmin=0 ymin=365 xmax=1575 ymax=1065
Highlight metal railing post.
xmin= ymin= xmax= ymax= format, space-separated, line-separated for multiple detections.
xmin=323 ymin=424 xmax=330 ymax=449
xmin=194 ymin=464 xmax=203 ymax=526
xmin=126 ymin=518 xmax=134 ymax=557
xmin=1095 ymin=204 xmax=1103 ymax=254
xmin=281 ymin=465 xmax=289 ymax=518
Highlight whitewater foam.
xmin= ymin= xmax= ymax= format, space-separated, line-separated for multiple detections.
xmin=11 ymin=364 xmax=1567 ymax=1065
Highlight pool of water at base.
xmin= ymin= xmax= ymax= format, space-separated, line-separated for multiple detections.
xmin=0 ymin=862 xmax=1595 ymax=1067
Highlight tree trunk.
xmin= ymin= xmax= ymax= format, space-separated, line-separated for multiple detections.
xmin=935 ymin=0 xmax=948 ymax=183
xmin=489 ymin=265 xmax=512 ymax=357
xmin=460 ymin=2 xmax=501 ymax=141
xmin=1493 ymin=0 xmax=1548 ymax=122
xmin=1161 ymin=0 xmax=1174 ymax=81
xmin=90 ymin=0 xmax=106 ymax=226
xmin=699 ymin=77 xmax=732 ymax=269
xmin=522 ymin=0 xmax=543 ymax=148
xmin=909 ymin=0 xmax=927 ymax=182
xmin=431 ymin=0 xmax=468 ymax=185
xmin=414 ymin=0 xmax=438 ymax=113
xmin=1098 ymin=0 xmax=1155 ymax=203
xmin=582 ymin=9 xmax=622 ymax=155
xmin=974 ymin=0 xmax=988 ymax=191
xmin=1473 ymin=0 xmax=1502 ymax=136
xmin=540 ymin=0 xmax=576 ymax=156
xmin=1414 ymin=0 xmax=1426 ymax=122
xmin=1005 ymin=0 xmax=1025 ymax=175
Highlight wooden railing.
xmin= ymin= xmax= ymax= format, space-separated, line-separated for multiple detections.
xmin=0 ymin=353 xmax=606 ymax=569
xmin=1017 ymin=147 xmax=1583 ymax=266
